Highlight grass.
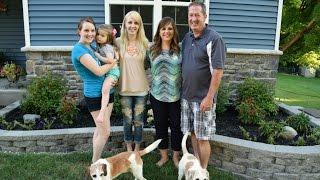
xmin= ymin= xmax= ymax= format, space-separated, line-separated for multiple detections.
xmin=0 ymin=151 xmax=235 ymax=180
xmin=275 ymin=73 xmax=320 ymax=109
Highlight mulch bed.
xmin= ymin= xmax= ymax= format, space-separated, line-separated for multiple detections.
xmin=1 ymin=105 xmax=316 ymax=146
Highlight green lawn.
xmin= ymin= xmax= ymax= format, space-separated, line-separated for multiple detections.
xmin=275 ymin=73 xmax=320 ymax=109
xmin=0 ymin=152 xmax=235 ymax=180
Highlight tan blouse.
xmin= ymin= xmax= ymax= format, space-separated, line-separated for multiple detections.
xmin=119 ymin=52 xmax=149 ymax=96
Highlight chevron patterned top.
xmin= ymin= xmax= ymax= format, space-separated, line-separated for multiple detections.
xmin=150 ymin=50 xmax=181 ymax=102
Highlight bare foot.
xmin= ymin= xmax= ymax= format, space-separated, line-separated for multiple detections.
xmin=156 ymin=158 xmax=168 ymax=167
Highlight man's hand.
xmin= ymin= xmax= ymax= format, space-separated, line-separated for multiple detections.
xmin=200 ymin=96 xmax=214 ymax=112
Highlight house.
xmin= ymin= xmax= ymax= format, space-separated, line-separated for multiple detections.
xmin=1 ymin=0 xmax=283 ymax=98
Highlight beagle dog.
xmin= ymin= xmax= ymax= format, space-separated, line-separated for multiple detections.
xmin=178 ymin=133 xmax=209 ymax=180
xmin=89 ymin=139 xmax=161 ymax=180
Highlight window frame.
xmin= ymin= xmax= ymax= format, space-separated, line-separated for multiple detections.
xmin=105 ymin=0 xmax=209 ymax=39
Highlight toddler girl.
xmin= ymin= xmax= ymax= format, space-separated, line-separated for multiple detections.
xmin=95 ymin=24 xmax=120 ymax=123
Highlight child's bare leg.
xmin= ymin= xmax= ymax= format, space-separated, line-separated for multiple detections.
xmin=96 ymin=77 xmax=114 ymax=123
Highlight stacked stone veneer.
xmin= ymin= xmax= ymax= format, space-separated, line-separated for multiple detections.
xmin=25 ymin=51 xmax=83 ymax=99
xmin=1 ymin=128 xmax=319 ymax=180
xmin=211 ymin=135 xmax=320 ymax=180
xmin=24 ymin=51 xmax=280 ymax=100
xmin=0 ymin=127 xmax=155 ymax=153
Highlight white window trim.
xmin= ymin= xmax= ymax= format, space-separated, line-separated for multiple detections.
xmin=22 ymin=0 xmax=30 ymax=47
xmin=105 ymin=0 xmax=207 ymax=37
xmin=275 ymin=0 xmax=283 ymax=51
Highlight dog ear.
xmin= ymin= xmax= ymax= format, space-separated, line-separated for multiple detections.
xmin=102 ymin=164 xmax=107 ymax=176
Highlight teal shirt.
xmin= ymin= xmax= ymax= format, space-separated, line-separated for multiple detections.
xmin=150 ymin=50 xmax=181 ymax=102
xmin=71 ymin=42 xmax=105 ymax=98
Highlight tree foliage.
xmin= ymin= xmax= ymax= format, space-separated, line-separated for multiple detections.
xmin=280 ymin=0 xmax=320 ymax=69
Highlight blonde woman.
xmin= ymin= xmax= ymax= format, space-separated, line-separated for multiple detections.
xmin=116 ymin=11 xmax=149 ymax=152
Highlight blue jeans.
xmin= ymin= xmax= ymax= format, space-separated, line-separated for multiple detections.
xmin=121 ymin=96 xmax=146 ymax=144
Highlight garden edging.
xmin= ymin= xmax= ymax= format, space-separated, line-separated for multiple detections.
xmin=0 ymin=127 xmax=319 ymax=180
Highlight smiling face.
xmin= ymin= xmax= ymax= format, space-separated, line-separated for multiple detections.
xmin=96 ymin=29 xmax=109 ymax=45
xmin=159 ymin=23 xmax=174 ymax=43
xmin=125 ymin=16 xmax=140 ymax=36
xmin=78 ymin=22 xmax=96 ymax=45
xmin=188 ymin=5 xmax=207 ymax=35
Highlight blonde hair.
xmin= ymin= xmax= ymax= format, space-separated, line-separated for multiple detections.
xmin=119 ymin=11 xmax=149 ymax=60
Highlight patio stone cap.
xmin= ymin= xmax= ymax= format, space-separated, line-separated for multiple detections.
xmin=213 ymin=134 xmax=320 ymax=154
xmin=278 ymin=103 xmax=320 ymax=127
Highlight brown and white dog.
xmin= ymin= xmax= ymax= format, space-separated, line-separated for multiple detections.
xmin=178 ymin=133 xmax=209 ymax=180
xmin=89 ymin=139 xmax=161 ymax=180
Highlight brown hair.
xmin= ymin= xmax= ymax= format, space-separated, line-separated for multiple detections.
xmin=150 ymin=17 xmax=180 ymax=60
xmin=188 ymin=2 xmax=206 ymax=15
xmin=76 ymin=16 xmax=95 ymax=35
xmin=96 ymin=24 xmax=116 ymax=48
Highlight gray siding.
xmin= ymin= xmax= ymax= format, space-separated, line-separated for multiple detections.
xmin=28 ymin=0 xmax=104 ymax=46
xmin=0 ymin=0 xmax=25 ymax=65
xmin=209 ymin=0 xmax=278 ymax=50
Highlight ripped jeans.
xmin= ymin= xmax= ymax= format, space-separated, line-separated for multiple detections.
xmin=121 ymin=96 xmax=146 ymax=144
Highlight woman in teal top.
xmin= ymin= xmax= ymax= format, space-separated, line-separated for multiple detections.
xmin=149 ymin=17 xmax=183 ymax=167
xmin=71 ymin=17 xmax=116 ymax=163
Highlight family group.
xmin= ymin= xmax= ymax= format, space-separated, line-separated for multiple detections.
xmin=71 ymin=1 xmax=226 ymax=175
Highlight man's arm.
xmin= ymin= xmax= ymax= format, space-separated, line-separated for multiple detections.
xmin=200 ymin=68 xmax=223 ymax=112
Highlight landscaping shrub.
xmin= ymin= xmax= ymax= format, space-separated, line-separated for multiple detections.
xmin=56 ymin=96 xmax=79 ymax=125
xmin=21 ymin=73 xmax=68 ymax=117
xmin=236 ymin=78 xmax=278 ymax=124
xmin=216 ymin=83 xmax=230 ymax=114
xmin=259 ymin=120 xmax=285 ymax=144
xmin=285 ymin=113 xmax=311 ymax=135
xmin=111 ymin=91 xmax=122 ymax=120
xmin=307 ymin=127 xmax=320 ymax=145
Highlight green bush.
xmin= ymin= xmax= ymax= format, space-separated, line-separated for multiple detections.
xmin=216 ymin=83 xmax=230 ymax=114
xmin=236 ymin=78 xmax=278 ymax=124
xmin=294 ymin=137 xmax=306 ymax=146
xmin=285 ymin=113 xmax=311 ymax=135
xmin=21 ymin=73 xmax=68 ymax=117
xmin=307 ymin=127 xmax=320 ymax=145
xmin=56 ymin=96 xmax=79 ymax=125
xmin=259 ymin=120 xmax=285 ymax=144
xmin=111 ymin=91 xmax=122 ymax=120
xmin=295 ymin=50 xmax=320 ymax=69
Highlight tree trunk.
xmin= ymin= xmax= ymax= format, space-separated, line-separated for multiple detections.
xmin=281 ymin=19 xmax=317 ymax=52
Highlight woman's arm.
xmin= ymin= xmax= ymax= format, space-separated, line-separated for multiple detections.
xmin=94 ymin=52 xmax=116 ymax=64
xmin=80 ymin=54 xmax=116 ymax=76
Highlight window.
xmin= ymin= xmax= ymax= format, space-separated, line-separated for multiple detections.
xmin=105 ymin=0 xmax=208 ymax=41
xmin=110 ymin=5 xmax=153 ymax=40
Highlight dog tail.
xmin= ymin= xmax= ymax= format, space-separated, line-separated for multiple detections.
xmin=182 ymin=132 xmax=190 ymax=155
xmin=140 ymin=139 xmax=162 ymax=156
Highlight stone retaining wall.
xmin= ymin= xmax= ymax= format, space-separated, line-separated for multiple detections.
xmin=0 ymin=127 xmax=154 ymax=153
xmin=211 ymin=135 xmax=320 ymax=180
xmin=24 ymin=51 xmax=280 ymax=101
xmin=1 ymin=127 xmax=319 ymax=180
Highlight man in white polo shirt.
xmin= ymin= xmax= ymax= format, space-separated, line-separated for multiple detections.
xmin=181 ymin=2 xmax=226 ymax=169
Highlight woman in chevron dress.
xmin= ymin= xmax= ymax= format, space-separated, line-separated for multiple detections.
xmin=149 ymin=17 xmax=183 ymax=168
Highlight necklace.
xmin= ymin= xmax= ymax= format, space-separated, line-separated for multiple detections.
xmin=126 ymin=44 xmax=139 ymax=56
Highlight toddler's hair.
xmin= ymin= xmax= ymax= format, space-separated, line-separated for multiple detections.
xmin=97 ymin=24 xmax=116 ymax=46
